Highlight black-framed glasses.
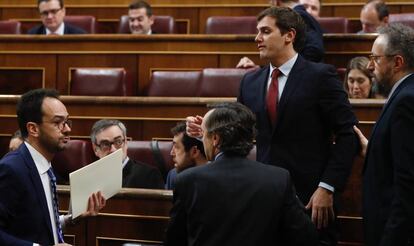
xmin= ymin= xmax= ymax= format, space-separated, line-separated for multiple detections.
xmin=369 ymin=54 xmax=397 ymax=64
xmin=40 ymin=8 xmax=62 ymax=17
xmin=95 ymin=138 xmax=125 ymax=152
xmin=53 ymin=119 xmax=72 ymax=131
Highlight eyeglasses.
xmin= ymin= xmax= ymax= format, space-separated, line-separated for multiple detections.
xmin=95 ymin=138 xmax=125 ymax=152
xmin=40 ymin=8 xmax=62 ymax=17
xmin=369 ymin=54 xmax=397 ymax=64
xmin=51 ymin=119 xmax=72 ymax=131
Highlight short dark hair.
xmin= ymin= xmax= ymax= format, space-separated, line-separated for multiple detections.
xmin=129 ymin=0 xmax=152 ymax=16
xmin=38 ymin=0 xmax=64 ymax=8
xmin=91 ymin=119 xmax=127 ymax=144
xmin=378 ymin=23 xmax=414 ymax=70
xmin=11 ymin=130 xmax=23 ymax=140
xmin=171 ymin=121 xmax=205 ymax=157
xmin=374 ymin=1 xmax=389 ymax=21
xmin=17 ymin=89 xmax=60 ymax=138
xmin=257 ymin=7 xmax=306 ymax=53
xmin=204 ymin=102 xmax=255 ymax=157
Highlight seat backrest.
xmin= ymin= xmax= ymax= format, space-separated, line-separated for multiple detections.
xmin=199 ymin=68 xmax=251 ymax=97
xmin=118 ymin=15 xmax=175 ymax=34
xmin=0 ymin=20 xmax=21 ymax=34
xmin=317 ymin=17 xmax=349 ymax=33
xmin=64 ymin=15 xmax=96 ymax=33
xmin=205 ymin=16 xmax=257 ymax=34
xmin=127 ymin=140 xmax=174 ymax=178
xmin=336 ymin=67 xmax=347 ymax=83
xmin=389 ymin=13 xmax=414 ymax=29
xmin=52 ymin=140 xmax=97 ymax=184
xmin=147 ymin=70 xmax=202 ymax=96
xmin=70 ymin=68 xmax=128 ymax=96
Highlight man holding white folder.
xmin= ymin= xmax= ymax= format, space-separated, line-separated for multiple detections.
xmin=0 ymin=89 xmax=105 ymax=246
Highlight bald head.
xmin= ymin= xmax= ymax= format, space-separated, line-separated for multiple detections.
xmin=360 ymin=1 xmax=389 ymax=33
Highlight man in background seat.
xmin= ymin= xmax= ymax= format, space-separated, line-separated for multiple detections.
xmin=28 ymin=0 xmax=86 ymax=35
xmin=128 ymin=0 xmax=154 ymax=34
xmin=358 ymin=0 xmax=389 ymax=34
xmin=91 ymin=119 xmax=164 ymax=189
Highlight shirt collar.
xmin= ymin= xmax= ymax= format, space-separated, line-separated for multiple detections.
xmin=122 ymin=156 xmax=130 ymax=169
xmin=214 ymin=152 xmax=224 ymax=161
xmin=24 ymin=141 xmax=51 ymax=175
xmin=270 ymin=53 xmax=298 ymax=78
xmin=46 ymin=22 xmax=65 ymax=35
xmin=387 ymin=73 xmax=413 ymax=101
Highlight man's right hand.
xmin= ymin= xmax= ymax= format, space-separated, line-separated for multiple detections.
xmin=236 ymin=57 xmax=256 ymax=68
xmin=186 ymin=116 xmax=203 ymax=138
xmin=353 ymin=126 xmax=368 ymax=158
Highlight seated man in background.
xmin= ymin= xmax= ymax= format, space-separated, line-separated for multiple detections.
xmin=28 ymin=0 xmax=86 ymax=35
xmin=358 ymin=0 xmax=389 ymax=34
xmin=299 ymin=0 xmax=321 ymax=18
xmin=166 ymin=102 xmax=317 ymax=245
xmin=91 ymin=119 xmax=164 ymax=189
xmin=128 ymin=0 xmax=154 ymax=34
xmin=8 ymin=130 xmax=23 ymax=152
xmin=238 ymin=0 xmax=324 ymax=68
xmin=165 ymin=121 xmax=207 ymax=190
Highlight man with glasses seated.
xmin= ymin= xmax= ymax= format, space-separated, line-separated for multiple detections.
xmin=91 ymin=119 xmax=164 ymax=189
xmin=28 ymin=0 xmax=86 ymax=35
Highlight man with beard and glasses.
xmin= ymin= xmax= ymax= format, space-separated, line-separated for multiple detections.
xmin=0 ymin=89 xmax=105 ymax=246
xmin=354 ymin=23 xmax=414 ymax=246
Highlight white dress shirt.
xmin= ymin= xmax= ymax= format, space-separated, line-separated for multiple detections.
xmin=46 ymin=22 xmax=65 ymax=35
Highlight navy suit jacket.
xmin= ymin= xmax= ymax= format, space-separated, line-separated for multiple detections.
xmin=27 ymin=22 xmax=86 ymax=34
xmin=363 ymin=73 xmax=414 ymax=246
xmin=0 ymin=144 xmax=55 ymax=246
xmin=293 ymin=4 xmax=324 ymax=62
xmin=238 ymin=55 xmax=358 ymax=203
xmin=165 ymin=155 xmax=318 ymax=246
xmin=123 ymin=159 xmax=164 ymax=189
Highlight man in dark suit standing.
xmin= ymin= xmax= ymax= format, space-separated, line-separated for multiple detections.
xmin=0 ymin=89 xmax=105 ymax=246
xmin=91 ymin=119 xmax=164 ymax=189
xmin=361 ymin=23 xmax=414 ymax=246
xmin=167 ymin=102 xmax=317 ymax=246
xmin=28 ymin=0 xmax=86 ymax=35
xmin=237 ymin=7 xmax=358 ymax=245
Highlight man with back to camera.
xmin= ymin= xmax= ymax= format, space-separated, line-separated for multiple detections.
xmin=165 ymin=121 xmax=207 ymax=190
xmin=0 ymin=88 xmax=105 ymax=246
xmin=188 ymin=7 xmax=358 ymax=245
xmin=128 ymin=0 xmax=154 ymax=34
xmin=358 ymin=0 xmax=389 ymax=34
xmin=28 ymin=0 xmax=86 ymax=35
xmin=166 ymin=102 xmax=318 ymax=246
xmin=91 ymin=119 xmax=164 ymax=189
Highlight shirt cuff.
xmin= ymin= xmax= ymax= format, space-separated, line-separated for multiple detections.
xmin=318 ymin=182 xmax=335 ymax=193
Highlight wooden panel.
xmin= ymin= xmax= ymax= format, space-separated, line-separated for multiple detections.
xmin=0 ymin=67 xmax=44 ymax=94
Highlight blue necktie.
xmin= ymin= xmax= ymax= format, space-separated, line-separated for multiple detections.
xmin=47 ymin=168 xmax=65 ymax=243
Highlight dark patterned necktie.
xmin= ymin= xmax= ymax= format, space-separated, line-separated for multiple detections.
xmin=47 ymin=167 xmax=65 ymax=243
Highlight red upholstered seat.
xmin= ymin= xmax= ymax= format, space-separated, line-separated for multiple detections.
xmin=0 ymin=20 xmax=22 ymax=34
xmin=147 ymin=70 xmax=202 ymax=96
xmin=127 ymin=140 xmax=174 ymax=178
xmin=199 ymin=68 xmax=253 ymax=97
xmin=337 ymin=67 xmax=347 ymax=82
xmin=64 ymin=15 xmax=96 ymax=33
xmin=70 ymin=68 xmax=128 ymax=96
xmin=118 ymin=15 xmax=175 ymax=34
xmin=317 ymin=17 xmax=349 ymax=33
xmin=52 ymin=140 xmax=97 ymax=184
xmin=205 ymin=16 xmax=257 ymax=34
xmin=389 ymin=13 xmax=414 ymax=29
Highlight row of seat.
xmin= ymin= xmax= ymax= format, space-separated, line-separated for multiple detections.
xmin=2 ymin=13 xmax=414 ymax=34
xmin=69 ymin=67 xmax=257 ymax=97
xmin=0 ymin=15 xmax=174 ymax=34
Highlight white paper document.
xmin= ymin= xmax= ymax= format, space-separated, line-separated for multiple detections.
xmin=69 ymin=149 xmax=123 ymax=218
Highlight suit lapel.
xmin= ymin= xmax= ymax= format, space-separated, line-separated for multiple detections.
xmin=258 ymin=66 xmax=273 ymax=129
xmin=20 ymin=144 xmax=54 ymax=240
xmin=274 ymin=56 xmax=306 ymax=131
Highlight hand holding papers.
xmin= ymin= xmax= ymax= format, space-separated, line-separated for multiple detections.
xmin=69 ymin=149 xmax=123 ymax=218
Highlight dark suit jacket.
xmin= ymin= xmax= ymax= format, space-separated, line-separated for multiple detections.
xmin=123 ymin=159 xmax=164 ymax=189
xmin=27 ymin=22 xmax=86 ymax=34
xmin=293 ymin=4 xmax=324 ymax=62
xmin=0 ymin=144 xmax=55 ymax=246
xmin=165 ymin=155 xmax=318 ymax=246
xmin=363 ymin=73 xmax=414 ymax=246
xmin=238 ymin=55 xmax=358 ymax=203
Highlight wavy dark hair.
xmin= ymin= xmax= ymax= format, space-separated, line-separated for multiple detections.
xmin=204 ymin=102 xmax=255 ymax=157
